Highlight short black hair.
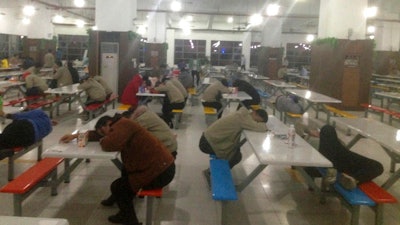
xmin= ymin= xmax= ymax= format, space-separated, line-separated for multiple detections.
xmin=255 ymin=109 xmax=269 ymax=123
xmin=94 ymin=116 xmax=113 ymax=130
xmin=220 ymin=78 xmax=229 ymax=87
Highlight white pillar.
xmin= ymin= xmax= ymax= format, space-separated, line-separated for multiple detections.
xmin=261 ymin=17 xmax=282 ymax=47
xmin=318 ymin=0 xmax=367 ymax=39
xmin=27 ymin=6 xmax=54 ymax=39
xmin=242 ymin=32 xmax=252 ymax=70
xmin=147 ymin=13 xmax=167 ymax=43
xmin=166 ymin=29 xmax=175 ymax=66
xmin=95 ymin=0 xmax=136 ymax=32
xmin=373 ymin=13 xmax=400 ymax=51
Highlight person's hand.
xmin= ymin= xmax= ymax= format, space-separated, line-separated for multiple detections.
xmin=309 ymin=129 xmax=320 ymax=138
xmin=59 ymin=134 xmax=77 ymax=143
xmin=51 ymin=120 xmax=58 ymax=126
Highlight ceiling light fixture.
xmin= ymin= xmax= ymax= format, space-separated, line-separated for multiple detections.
xmin=306 ymin=34 xmax=315 ymax=42
xmin=367 ymin=26 xmax=376 ymax=33
xmin=227 ymin=17 xmax=233 ymax=23
xmin=266 ymin=4 xmax=280 ymax=16
xmin=75 ymin=19 xmax=85 ymax=28
xmin=53 ymin=14 xmax=64 ymax=23
xmin=22 ymin=17 xmax=31 ymax=25
xmin=249 ymin=13 xmax=262 ymax=26
xmin=171 ymin=1 xmax=182 ymax=12
xmin=364 ymin=6 xmax=377 ymax=18
xmin=23 ymin=5 xmax=35 ymax=17
xmin=74 ymin=0 xmax=85 ymax=8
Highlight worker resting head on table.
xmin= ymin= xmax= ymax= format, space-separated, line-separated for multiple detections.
xmin=0 ymin=109 xmax=54 ymax=160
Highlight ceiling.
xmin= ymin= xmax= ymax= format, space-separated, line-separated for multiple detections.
xmin=2 ymin=0 xmax=400 ymax=34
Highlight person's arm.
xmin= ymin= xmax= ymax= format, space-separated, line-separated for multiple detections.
xmin=240 ymin=111 xmax=268 ymax=132
xmin=59 ymin=130 xmax=99 ymax=143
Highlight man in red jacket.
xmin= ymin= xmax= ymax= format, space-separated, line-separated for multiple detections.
xmin=121 ymin=73 xmax=149 ymax=109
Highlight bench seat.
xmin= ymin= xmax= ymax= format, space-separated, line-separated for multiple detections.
xmin=0 ymin=157 xmax=64 ymax=216
xmin=137 ymin=188 xmax=163 ymax=225
xmin=203 ymin=107 xmax=217 ymax=126
xmin=171 ymin=109 xmax=184 ymax=129
xmin=324 ymin=104 xmax=357 ymax=123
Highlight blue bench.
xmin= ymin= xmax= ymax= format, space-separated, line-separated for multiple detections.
xmin=209 ymin=158 xmax=238 ymax=225
xmin=317 ymin=168 xmax=397 ymax=225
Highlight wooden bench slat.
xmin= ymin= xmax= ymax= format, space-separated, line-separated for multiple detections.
xmin=210 ymin=159 xmax=237 ymax=201
xmin=0 ymin=158 xmax=64 ymax=194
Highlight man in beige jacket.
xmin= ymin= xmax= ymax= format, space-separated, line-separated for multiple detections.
xmin=199 ymin=107 xmax=269 ymax=168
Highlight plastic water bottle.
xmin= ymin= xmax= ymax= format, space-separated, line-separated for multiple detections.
xmin=288 ymin=124 xmax=296 ymax=148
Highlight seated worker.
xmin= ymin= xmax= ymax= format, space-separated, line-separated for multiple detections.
xmin=153 ymin=77 xmax=185 ymax=127
xmin=67 ymin=61 xmax=80 ymax=84
xmin=199 ymin=107 xmax=269 ymax=169
xmin=100 ymin=105 xmax=178 ymax=207
xmin=0 ymin=109 xmax=53 ymax=160
xmin=275 ymin=94 xmax=305 ymax=115
xmin=101 ymin=116 xmax=175 ymax=225
xmin=178 ymin=68 xmax=193 ymax=89
xmin=232 ymin=79 xmax=260 ymax=109
xmin=53 ymin=60 xmax=73 ymax=87
xmin=169 ymin=76 xmax=188 ymax=104
xmin=93 ymin=75 xmax=113 ymax=99
xmin=121 ymin=73 xmax=148 ymax=110
xmin=277 ymin=65 xmax=287 ymax=81
xmin=77 ymin=76 xmax=107 ymax=106
xmin=318 ymin=125 xmax=384 ymax=190
xmin=25 ymin=62 xmax=49 ymax=96
xmin=201 ymin=78 xmax=231 ymax=119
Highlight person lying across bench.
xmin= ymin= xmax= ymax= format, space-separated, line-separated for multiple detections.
xmin=199 ymin=107 xmax=269 ymax=183
xmin=0 ymin=109 xmax=54 ymax=160
xmin=312 ymin=125 xmax=384 ymax=190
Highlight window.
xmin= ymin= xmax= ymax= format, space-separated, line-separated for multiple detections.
xmin=139 ymin=38 xmax=147 ymax=64
xmin=250 ymin=42 xmax=261 ymax=67
xmin=174 ymin=39 xmax=206 ymax=65
xmin=286 ymin=43 xmax=311 ymax=69
xmin=210 ymin=40 xmax=242 ymax=66
xmin=0 ymin=34 xmax=22 ymax=59
xmin=58 ymin=35 xmax=88 ymax=61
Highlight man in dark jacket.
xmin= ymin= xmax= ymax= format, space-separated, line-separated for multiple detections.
xmin=232 ymin=79 xmax=260 ymax=109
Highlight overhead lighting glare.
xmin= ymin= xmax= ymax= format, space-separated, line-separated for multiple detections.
xmin=367 ymin=26 xmax=376 ymax=33
xmin=92 ymin=26 xmax=98 ymax=30
xmin=75 ymin=19 xmax=85 ymax=28
xmin=74 ymin=0 xmax=85 ymax=8
xmin=368 ymin=35 xmax=375 ymax=40
xmin=249 ymin=13 xmax=263 ymax=26
xmin=22 ymin=17 xmax=31 ymax=25
xmin=23 ymin=5 xmax=35 ymax=17
xmin=171 ymin=1 xmax=182 ymax=12
xmin=364 ymin=6 xmax=377 ymax=18
xmin=53 ymin=14 xmax=64 ymax=23
xmin=137 ymin=25 xmax=146 ymax=35
xmin=306 ymin=34 xmax=315 ymax=42
xmin=186 ymin=15 xmax=193 ymax=21
xmin=227 ymin=17 xmax=233 ymax=23
xmin=182 ymin=28 xmax=191 ymax=35
xmin=266 ymin=4 xmax=280 ymax=16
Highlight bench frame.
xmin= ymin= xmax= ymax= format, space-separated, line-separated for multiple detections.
xmin=137 ymin=188 xmax=163 ymax=225
xmin=7 ymin=141 xmax=43 ymax=181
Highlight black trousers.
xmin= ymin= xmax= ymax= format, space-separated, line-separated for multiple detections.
xmin=110 ymin=163 xmax=176 ymax=223
xmin=191 ymin=70 xmax=199 ymax=86
xmin=199 ymin=133 xmax=241 ymax=168
xmin=162 ymin=97 xmax=185 ymax=119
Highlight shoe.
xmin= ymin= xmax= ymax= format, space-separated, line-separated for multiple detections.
xmin=101 ymin=195 xmax=115 ymax=207
xmin=203 ymin=168 xmax=211 ymax=189
xmin=108 ymin=213 xmax=128 ymax=224
xmin=324 ymin=168 xmax=337 ymax=185
xmin=339 ymin=173 xmax=357 ymax=190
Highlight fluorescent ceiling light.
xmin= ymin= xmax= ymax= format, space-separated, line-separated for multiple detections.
xmin=74 ymin=0 xmax=85 ymax=8
xmin=53 ymin=14 xmax=64 ymax=23
xmin=22 ymin=17 xmax=31 ymax=25
xmin=186 ymin=15 xmax=193 ymax=21
xmin=227 ymin=17 xmax=233 ymax=23
xmin=306 ymin=34 xmax=315 ymax=42
xmin=364 ymin=6 xmax=377 ymax=18
xmin=249 ymin=13 xmax=262 ymax=26
xmin=75 ymin=19 xmax=85 ymax=28
xmin=367 ymin=26 xmax=375 ymax=33
xmin=23 ymin=5 xmax=35 ymax=17
xmin=137 ymin=25 xmax=146 ymax=35
xmin=266 ymin=4 xmax=280 ymax=16
xmin=171 ymin=1 xmax=182 ymax=12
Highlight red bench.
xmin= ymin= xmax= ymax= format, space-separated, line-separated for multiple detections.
xmin=137 ymin=188 xmax=163 ymax=225
xmin=360 ymin=103 xmax=400 ymax=125
xmin=83 ymin=94 xmax=119 ymax=120
xmin=0 ymin=157 xmax=64 ymax=216
xmin=4 ymin=95 xmax=43 ymax=107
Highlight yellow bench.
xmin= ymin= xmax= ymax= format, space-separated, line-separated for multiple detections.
xmin=187 ymin=87 xmax=199 ymax=106
xmin=172 ymin=109 xmax=184 ymax=129
xmin=118 ymin=104 xmax=131 ymax=110
xmin=250 ymin=105 xmax=261 ymax=110
xmin=203 ymin=107 xmax=217 ymax=126
xmin=324 ymin=104 xmax=357 ymax=123
xmin=283 ymin=112 xmax=302 ymax=124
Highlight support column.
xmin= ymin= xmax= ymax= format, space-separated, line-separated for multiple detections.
xmin=96 ymin=0 xmax=136 ymax=32
xmin=147 ymin=13 xmax=167 ymax=43
xmin=318 ymin=0 xmax=367 ymax=39
xmin=166 ymin=29 xmax=175 ymax=66
xmin=242 ymin=32 xmax=251 ymax=70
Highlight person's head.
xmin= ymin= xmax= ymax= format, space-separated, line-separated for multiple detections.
xmin=251 ymin=109 xmax=269 ymax=123
xmin=55 ymin=60 xmax=63 ymax=67
xmin=94 ymin=116 xmax=113 ymax=136
xmin=67 ymin=61 xmax=73 ymax=68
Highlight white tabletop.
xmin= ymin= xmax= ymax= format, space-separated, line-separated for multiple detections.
xmin=264 ymin=80 xmax=296 ymax=88
xmin=374 ymin=91 xmax=400 ymax=100
xmin=202 ymin=77 xmax=211 ymax=85
xmin=331 ymin=117 xmax=400 ymax=155
xmin=222 ymin=91 xmax=252 ymax=101
xmin=3 ymin=106 xmax=24 ymax=114
xmin=136 ymin=92 xmax=165 ymax=97
xmin=248 ymin=74 xmax=269 ymax=80
xmin=286 ymin=89 xmax=342 ymax=104
xmin=376 ymin=78 xmax=400 ymax=84
xmin=45 ymin=83 xmax=81 ymax=95
xmin=0 ymin=80 xmax=25 ymax=87
xmin=0 ymin=216 xmax=69 ymax=225
xmin=244 ymin=116 xmax=332 ymax=167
